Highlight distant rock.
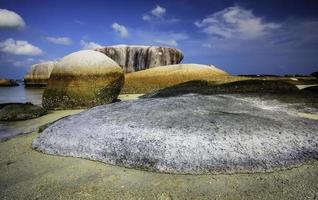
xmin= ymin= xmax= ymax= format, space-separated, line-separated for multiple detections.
xmin=95 ymin=45 xmax=183 ymax=73
xmin=238 ymin=74 xmax=281 ymax=77
xmin=0 ymin=102 xmax=47 ymax=121
xmin=0 ymin=79 xmax=19 ymax=87
xmin=24 ymin=61 xmax=56 ymax=87
xmin=42 ymin=50 xmax=124 ymax=110
xmin=33 ymin=94 xmax=318 ymax=174
xmin=311 ymin=71 xmax=318 ymax=78
xmin=122 ymin=63 xmax=229 ymax=94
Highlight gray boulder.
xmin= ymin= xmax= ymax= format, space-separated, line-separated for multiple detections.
xmin=33 ymin=94 xmax=318 ymax=174
xmin=95 ymin=45 xmax=183 ymax=73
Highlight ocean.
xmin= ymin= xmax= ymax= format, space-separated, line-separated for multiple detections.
xmin=0 ymin=85 xmax=44 ymax=106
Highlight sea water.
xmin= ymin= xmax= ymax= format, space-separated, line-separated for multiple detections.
xmin=0 ymin=85 xmax=44 ymax=106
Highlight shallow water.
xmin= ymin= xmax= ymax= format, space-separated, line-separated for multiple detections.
xmin=0 ymin=85 xmax=44 ymax=106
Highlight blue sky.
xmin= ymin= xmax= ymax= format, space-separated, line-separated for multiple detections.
xmin=0 ymin=0 xmax=318 ymax=78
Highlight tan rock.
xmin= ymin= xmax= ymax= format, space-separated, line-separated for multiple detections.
xmin=42 ymin=50 xmax=124 ymax=110
xmin=24 ymin=61 xmax=56 ymax=86
xmin=122 ymin=63 xmax=229 ymax=94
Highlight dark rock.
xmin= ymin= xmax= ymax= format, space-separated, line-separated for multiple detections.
xmin=142 ymin=80 xmax=301 ymax=98
xmin=33 ymin=94 xmax=318 ymax=174
xmin=95 ymin=45 xmax=184 ymax=73
xmin=0 ymin=102 xmax=47 ymax=121
xmin=311 ymin=71 xmax=318 ymax=78
xmin=0 ymin=79 xmax=19 ymax=87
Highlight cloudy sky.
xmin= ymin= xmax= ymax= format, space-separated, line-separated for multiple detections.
xmin=0 ymin=0 xmax=318 ymax=78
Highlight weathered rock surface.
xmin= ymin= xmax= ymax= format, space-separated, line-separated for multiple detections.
xmin=42 ymin=50 xmax=124 ymax=110
xmin=95 ymin=45 xmax=183 ymax=73
xmin=33 ymin=94 xmax=318 ymax=174
xmin=122 ymin=63 xmax=229 ymax=94
xmin=0 ymin=102 xmax=47 ymax=121
xmin=0 ymin=79 xmax=19 ymax=87
xmin=24 ymin=61 xmax=56 ymax=87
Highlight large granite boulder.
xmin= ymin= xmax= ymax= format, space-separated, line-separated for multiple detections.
xmin=122 ymin=63 xmax=229 ymax=94
xmin=33 ymin=94 xmax=318 ymax=174
xmin=24 ymin=61 xmax=56 ymax=87
xmin=0 ymin=102 xmax=47 ymax=121
xmin=95 ymin=45 xmax=183 ymax=73
xmin=42 ymin=50 xmax=124 ymax=110
xmin=0 ymin=79 xmax=19 ymax=87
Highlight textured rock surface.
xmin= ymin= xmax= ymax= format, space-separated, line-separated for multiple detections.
xmin=122 ymin=63 xmax=229 ymax=93
xmin=95 ymin=45 xmax=183 ymax=73
xmin=0 ymin=79 xmax=19 ymax=87
xmin=24 ymin=61 xmax=56 ymax=87
xmin=33 ymin=94 xmax=318 ymax=174
xmin=142 ymin=80 xmax=302 ymax=98
xmin=0 ymin=102 xmax=46 ymax=121
xmin=42 ymin=50 xmax=124 ymax=110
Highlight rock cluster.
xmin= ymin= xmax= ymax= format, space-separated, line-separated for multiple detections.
xmin=42 ymin=50 xmax=124 ymax=110
xmin=95 ymin=45 xmax=183 ymax=73
xmin=0 ymin=79 xmax=19 ymax=87
xmin=24 ymin=61 xmax=56 ymax=87
xmin=33 ymin=94 xmax=318 ymax=174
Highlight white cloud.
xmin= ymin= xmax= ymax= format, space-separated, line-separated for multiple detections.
xmin=142 ymin=14 xmax=152 ymax=21
xmin=0 ymin=9 xmax=25 ymax=29
xmin=134 ymin=30 xmax=188 ymax=47
xmin=80 ymin=40 xmax=102 ymax=50
xmin=155 ymin=39 xmax=178 ymax=47
xmin=151 ymin=5 xmax=166 ymax=18
xmin=142 ymin=5 xmax=176 ymax=23
xmin=111 ymin=22 xmax=129 ymax=38
xmin=74 ymin=20 xmax=85 ymax=25
xmin=195 ymin=6 xmax=280 ymax=39
xmin=46 ymin=37 xmax=72 ymax=45
xmin=0 ymin=38 xmax=43 ymax=56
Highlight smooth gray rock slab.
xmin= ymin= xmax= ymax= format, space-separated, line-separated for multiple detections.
xmin=32 ymin=94 xmax=318 ymax=174
xmin=95 ymin=45 xmax=183 ymax=73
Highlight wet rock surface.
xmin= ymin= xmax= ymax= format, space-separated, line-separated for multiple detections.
xmin=0 ymin=102 xmax=47 ymax=121
xmin=33 ymin=94 xmax=318 ymax=174
xmin=95 ymin=45 xmax=183 ymax=73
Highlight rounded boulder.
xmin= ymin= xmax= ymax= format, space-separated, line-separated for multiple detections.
xmin=24 ymin=61 xmax=56 ymax=87
xmin=42 ymin=50 xmax=124 ymax=110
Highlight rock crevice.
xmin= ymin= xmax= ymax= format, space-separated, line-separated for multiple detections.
xmin=95 ymin=45 xmax=184 ymax=73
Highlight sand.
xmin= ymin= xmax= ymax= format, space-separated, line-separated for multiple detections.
xmin=1 ymin=130 xmax=318 ymax=200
